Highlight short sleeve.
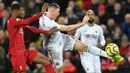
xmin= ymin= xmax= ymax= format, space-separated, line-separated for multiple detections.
xmin=53 ymin=20 xmax=60 ymax=29
xmin=39 ymin=16 xmax=60 ymax=30
xmin=74 ymin=28 xmax=81 ymax=39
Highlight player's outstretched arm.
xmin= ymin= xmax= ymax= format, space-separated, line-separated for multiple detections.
xmin=23 ymin=26 xmax=58 ymax=35
xmin=14 ymin=3 xmax=49 ymax=27
xmin=59 ymin=15 xmax=89 ymax=32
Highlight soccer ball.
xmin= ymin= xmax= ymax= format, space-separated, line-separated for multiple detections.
xmin=105 ymin=43 xmax=119 ymax=57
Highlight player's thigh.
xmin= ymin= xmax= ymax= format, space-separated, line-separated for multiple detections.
xmin=94 ymin=57 xmax=101 ymax=73
xmin=10 ymin=55 xmax=26 ymax=72
xmin=55 ymin=66 xmax=64 ymax=73
xmin=48 ymin=44 xmax=64 ymax=69
xmin=73 ymin=40 xmax=88 ymax=52
xmin=33 ymin=52 xmax=50 ymax=66
xmin=63 ymin=35 xmax=75 ymax=51
xmin=26 ymin=50 xmax=50 ymax=66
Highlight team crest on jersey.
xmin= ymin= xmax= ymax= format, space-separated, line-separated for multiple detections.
xmin=19 ymin=65 xmax=22 ymax=71
xmin=94 ymin=30 xmax=97 ymax=33
xmin=19 ymin=28 xmax=23 ymax=34
xmin=16 ymin=18 xmax=21 ymax=21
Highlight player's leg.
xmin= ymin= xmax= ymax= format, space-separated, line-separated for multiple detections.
xmin=26 ymin=50 xmax=55 ymax=73
xmin=33 ymin=52 xmax=51 ymax=65
xmin=46 ymin=35 xmax=67 ymax=73
xmin=80 ymin=53 xmax=95 ymax=73
xmin=34 ymin=52 xmax=56 ymax=73
xmin=74 ymin=40 xmax=124 ymax=62
xmin=73 ymin=40 xmax=111 ymax=59
xmin=94 ymin=56 xmax=101 ymax=73
xmin=56 ymin=66 xmax=64 ymax=73
xmin=10 ymin=55 xmax=27 ymax=73
xmin=48 ymin=47 xmax=64 ymax=73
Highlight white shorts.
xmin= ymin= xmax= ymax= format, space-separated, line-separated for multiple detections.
xmin=80 ymin=52 xmax=101 ymax=73
xmin=47 ymin=34 xmax=75 ymax=69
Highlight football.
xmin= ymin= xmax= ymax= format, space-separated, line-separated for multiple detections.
xmin=105 ymin=43 xmax=119 ymax=57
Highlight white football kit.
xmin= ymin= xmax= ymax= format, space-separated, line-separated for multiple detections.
xmin=75 ymin=24 xmax=106 ymax=73
xmin=39 ymin=15 xmax=75 ymax=69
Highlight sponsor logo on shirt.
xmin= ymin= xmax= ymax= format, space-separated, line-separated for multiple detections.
xmin=19 ymin=65 xmax=22 ymax=71
xmin=94 ymin=30 xmax=97 ymax=33
xmin=86 ymin=34 xmax=97 ymax=38
xmin=86 ymin=34 xmax=91 ymax=38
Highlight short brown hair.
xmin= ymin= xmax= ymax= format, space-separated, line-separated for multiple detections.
xmin=49 ymin=3 xmax=60 ymax=9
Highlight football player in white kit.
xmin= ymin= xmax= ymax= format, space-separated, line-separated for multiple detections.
xmin=75 ymin=10 xmax=105 ymax=73
xmin=39 ymin=3 xmax=124 ymax=73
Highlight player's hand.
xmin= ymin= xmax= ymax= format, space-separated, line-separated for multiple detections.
xmin=41 ymin=3 xmax=49 ymax=14
xmin=97 ymin=43 xmax=102 ymax=48
xmin=47 ymin=27 xmax=59 ymax=35
xmin=82 ymin=15 xmax=89 ymax=24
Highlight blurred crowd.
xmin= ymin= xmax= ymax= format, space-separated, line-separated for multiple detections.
xmin=0 ymin=0 xmax=130 ymax=73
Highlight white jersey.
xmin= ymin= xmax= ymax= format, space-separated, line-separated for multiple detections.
xmin=75 ymin=24 xmax=105 ymax=47
xmin=75 ymin=24 xmax=105 ymax=73
xmin=39 ymin=15 xmax=61 ymax=47
xmin=39 ymin=15 xmax=75 ymax=69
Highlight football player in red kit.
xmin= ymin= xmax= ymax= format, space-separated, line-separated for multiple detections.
xmin=7 ymin=3 xmax=57 ymax=73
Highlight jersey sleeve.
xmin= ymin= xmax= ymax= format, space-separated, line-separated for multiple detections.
xmin=23 ymin=25 xmax=48 ymax=34
xmin=74 ymin=28 xmax=81 ymax=40
xmin=39 ymin=16 xmax=60 ymax=30
xmin=53 ymin=21 xmax=60 ymax=29
xmin=14 ymin=13 xmax=42 ymax=27
xmin=99 ymin=26 xmax=106 ymax=46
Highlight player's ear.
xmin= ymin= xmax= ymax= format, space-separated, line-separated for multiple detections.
xmin=51 ymin=9 xmax=54 ymax=12
xmin=51 ymin=10 xmax=53 ymax=12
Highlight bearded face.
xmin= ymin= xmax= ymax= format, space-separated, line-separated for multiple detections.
xmin=86 ymin=10 xmax=95 ymax=24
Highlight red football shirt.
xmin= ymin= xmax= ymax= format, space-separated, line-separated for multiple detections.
xmin=7 ymin=13 xmax=47 ymax=55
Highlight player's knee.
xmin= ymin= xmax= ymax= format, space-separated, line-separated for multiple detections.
xmin=74 ymin=40 xmax=88 ymax=52
xmin=56 ymin=67 xmax=64 ymax=73
xmin=80 ymin=44 xmax=88 ymax=52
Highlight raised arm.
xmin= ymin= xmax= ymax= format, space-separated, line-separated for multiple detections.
xmin=59 ymin=15 xmax=89 ymax=32
xmin=23 ymin=26 xmax=48 ymax=34
xmin=23 ymin=26 xmax=58 ymax=35
xmin=14 ymin=3 xmax=49 ymax=27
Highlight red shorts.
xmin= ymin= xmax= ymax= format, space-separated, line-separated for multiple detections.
xmin=10 ymin=50 xmax=37 ymax=72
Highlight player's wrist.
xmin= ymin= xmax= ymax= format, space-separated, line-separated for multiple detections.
xmin=81 ymin=22 xmax=86 ymax=25
xmin=41 ymin=12 xmax=44 ymax=14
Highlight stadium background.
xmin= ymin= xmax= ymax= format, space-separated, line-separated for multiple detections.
xmin=0 ymin=0 xmax=130 ymax=73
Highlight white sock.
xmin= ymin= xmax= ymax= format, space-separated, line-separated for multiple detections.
xmin=87 ymin=45 xmax=112 ymax=59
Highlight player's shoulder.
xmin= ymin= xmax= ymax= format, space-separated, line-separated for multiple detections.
xmin=8 ymin=17 xmax=21 ymax=23
xmin=40 ymin=15 xmax=53 ymax=23
xmin=8 ymin=17 xmax=15 ymax=21
xmin=40 ymin=15 xmax=45 ymax=21
xmin=94 ymin=24 xmax=102 ymax=29
xmin=94 ymin=24 xmax=103 ymax=32
xmin=40 ymin=15 xmax=50 ymax=20
xmin=94 ymin=24 xmax=100 ymax=27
